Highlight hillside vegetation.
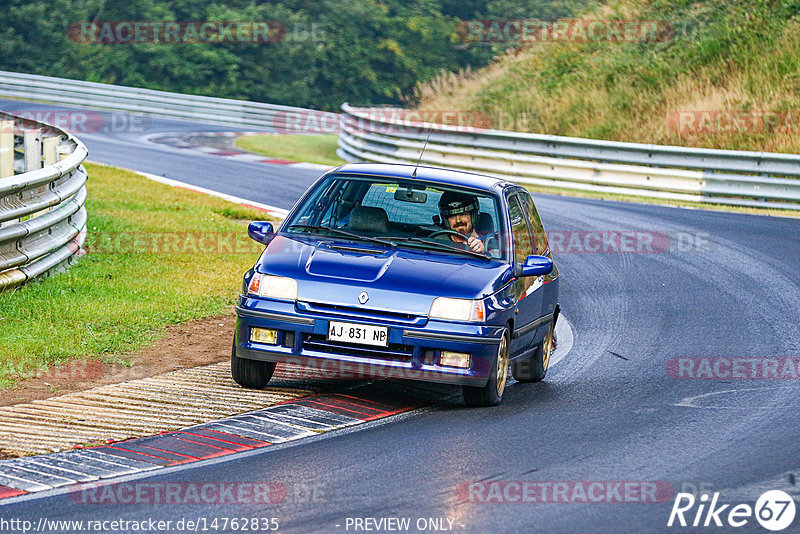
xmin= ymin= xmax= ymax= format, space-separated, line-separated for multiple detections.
xmin=414 ymin=0 xmax=800 ymax=153
xmin=1 ymin=0 xmax=587 ymax=110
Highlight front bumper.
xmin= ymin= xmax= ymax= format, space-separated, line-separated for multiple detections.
xmin=234 ymin=296 xmax=504 ymax=387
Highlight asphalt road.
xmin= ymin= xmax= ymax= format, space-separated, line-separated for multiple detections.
xmin=0 ymin=99 xmax=323 ymax=209
xmin=2 ymin=100 xmax=800 ymax=533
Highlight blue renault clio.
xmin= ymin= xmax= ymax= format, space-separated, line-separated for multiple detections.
xmin=233 ymin=163 xmax=559 ymax=406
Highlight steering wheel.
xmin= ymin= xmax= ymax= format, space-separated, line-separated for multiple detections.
xmin=427 ymin=229 xmax=465 ymax=239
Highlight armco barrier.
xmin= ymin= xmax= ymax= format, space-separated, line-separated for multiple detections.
xmin=4 ymin=72 xmax=797 ymax=210
xmin=0 ymin=70 xmax=336 ymax=131
xmin=0 ymin=112 xmax=88 ymax=291
xmin=337 ymin=104 xmax=800 ymax=210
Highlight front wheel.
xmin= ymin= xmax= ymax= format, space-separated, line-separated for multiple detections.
xmin=511 ymin=318 xmax=555 ymax=383
xmin=463 ymin=330 xmax=509 ymax=407
xmin=231 ymin=342 xmax=276 ymax=389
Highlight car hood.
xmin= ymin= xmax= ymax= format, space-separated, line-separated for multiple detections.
xmin=254 ymin=235 xmax=513 ymax=315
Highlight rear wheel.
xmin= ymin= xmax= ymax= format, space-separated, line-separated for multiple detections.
xmin=231 ymin=342 xmax=276 ymax=389
xmin=511 ymin=318 xmax=555 ymax=383
xmin=463 ymin=330 xmax=509 ymax=407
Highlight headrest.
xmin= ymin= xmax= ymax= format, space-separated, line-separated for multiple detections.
xmin=476 ymin=212 xmax=494 ymax=234
xmin=348 ymin=206 xmax=389 ymax=234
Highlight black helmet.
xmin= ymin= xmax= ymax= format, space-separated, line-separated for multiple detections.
xmin=438 ymin=191 xmax=479 ymax=222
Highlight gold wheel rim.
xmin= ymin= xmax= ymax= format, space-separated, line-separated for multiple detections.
xmin=542 ymin=324 xmax=554 ymax=371
xmin=496 ymin=333 xmax=509 ymax=397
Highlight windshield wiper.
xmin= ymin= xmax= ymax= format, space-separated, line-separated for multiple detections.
xmin=286 ymin=224 xmax=397 ymax=247
xmin=387 ymin=236 xmax=490 ymax=259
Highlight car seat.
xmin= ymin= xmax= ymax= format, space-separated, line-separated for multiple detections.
xmin=476 ymin=212 xmax=494 ymax=235
xmin=348 ymin=206 xmax=390 ymax=234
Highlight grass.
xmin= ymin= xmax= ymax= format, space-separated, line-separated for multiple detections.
xmin=413 ymin=0 xmax=800 ymax=155
xmin=235 ymin=133 xmax=345 ymax=166
xmin=0 ymin=162 xmax=277 ymax=389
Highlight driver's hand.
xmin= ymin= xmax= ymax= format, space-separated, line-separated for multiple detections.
xmin=467 ymin=236 xmax=485 ymax=253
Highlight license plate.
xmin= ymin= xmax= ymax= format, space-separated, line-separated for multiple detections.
xmin=327 ymin=321 xmax=389 ymax=347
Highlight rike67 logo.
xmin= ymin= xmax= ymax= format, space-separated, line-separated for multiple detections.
xmin=668 ymin=490 xmax=796 ymax=531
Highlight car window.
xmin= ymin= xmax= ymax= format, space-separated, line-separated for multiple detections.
xmin=519 ymin=192 xmax=547 ymax=256
xmin=283 ymin=174 xmax=506 ymax=260
xmin=507 ymin=194 xmax=532 ymax=264
xmin=291 ymin=178 xmax=343 ymax=227
xmin=360 ymin=185 xmax=498 ymax=227
xmin=361 ymin=183 xmax=434 ymax=226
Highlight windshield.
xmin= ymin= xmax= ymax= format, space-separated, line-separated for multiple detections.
xmin=283 ymin=174 xmax=506 ymax=260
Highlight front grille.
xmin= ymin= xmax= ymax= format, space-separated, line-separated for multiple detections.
xmin=302 ymin=334 xmax=413 ymax=362
xmin=299 ymin=301 xmax=423 ymax=325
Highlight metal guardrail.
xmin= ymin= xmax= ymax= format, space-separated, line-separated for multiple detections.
xmin=0 ymin=112 xmax=88 ymax=291
xmin=337 ymin=103 xmax=800 ymax=210
xmin=0 ymin=70 xmax=336 ymax=130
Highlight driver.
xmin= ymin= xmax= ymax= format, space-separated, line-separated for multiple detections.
xmin=438 ymin=191 xmax=486 ymax=254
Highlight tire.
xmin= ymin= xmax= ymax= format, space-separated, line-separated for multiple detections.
xmin=511 ymin=318 xmax=555 ymax=383
xmin=463 ymin=329 xmax=510 ymax=407
xmin=231 ymin=342 xmax=276 ymax=389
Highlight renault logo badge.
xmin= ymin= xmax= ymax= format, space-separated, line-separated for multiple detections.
xmin=358 ymin=291 xmax=369 ymax=304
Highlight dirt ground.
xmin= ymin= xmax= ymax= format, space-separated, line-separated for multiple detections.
xmin=0 ymin=311 xmax=236 ymax=406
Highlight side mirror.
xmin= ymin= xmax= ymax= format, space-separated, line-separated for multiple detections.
xmin=520 ymin=255 xmax=553 ymax=276
xmin=248 ymin=221 xmax=274 ymax=245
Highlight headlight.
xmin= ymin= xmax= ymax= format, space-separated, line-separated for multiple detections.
xmin=429 ymin=297 xmax=485 ymax=322
xmin=247 ymin=273 xmax=297 ymax=301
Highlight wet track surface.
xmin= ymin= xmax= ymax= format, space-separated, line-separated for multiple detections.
xmin=2 ymin=99 xmax=800 ymax=532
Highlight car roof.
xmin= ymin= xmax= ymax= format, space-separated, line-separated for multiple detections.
xmin=330 ymin=163 xmax=512 ymax=193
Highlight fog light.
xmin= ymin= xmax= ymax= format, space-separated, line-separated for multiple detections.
xmin=251 ymin=327 xmax=278 ymax=345
xmin=439 ymin=351 xmax=471 ymax=369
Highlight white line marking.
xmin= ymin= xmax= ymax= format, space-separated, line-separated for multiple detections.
xmin=673 ymin=386 xmax=797 ymax=409
xmin=290 ymin=162 xmax=335 ymax=170
xmin=550 ymin=313 xmax=574 ymax=368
